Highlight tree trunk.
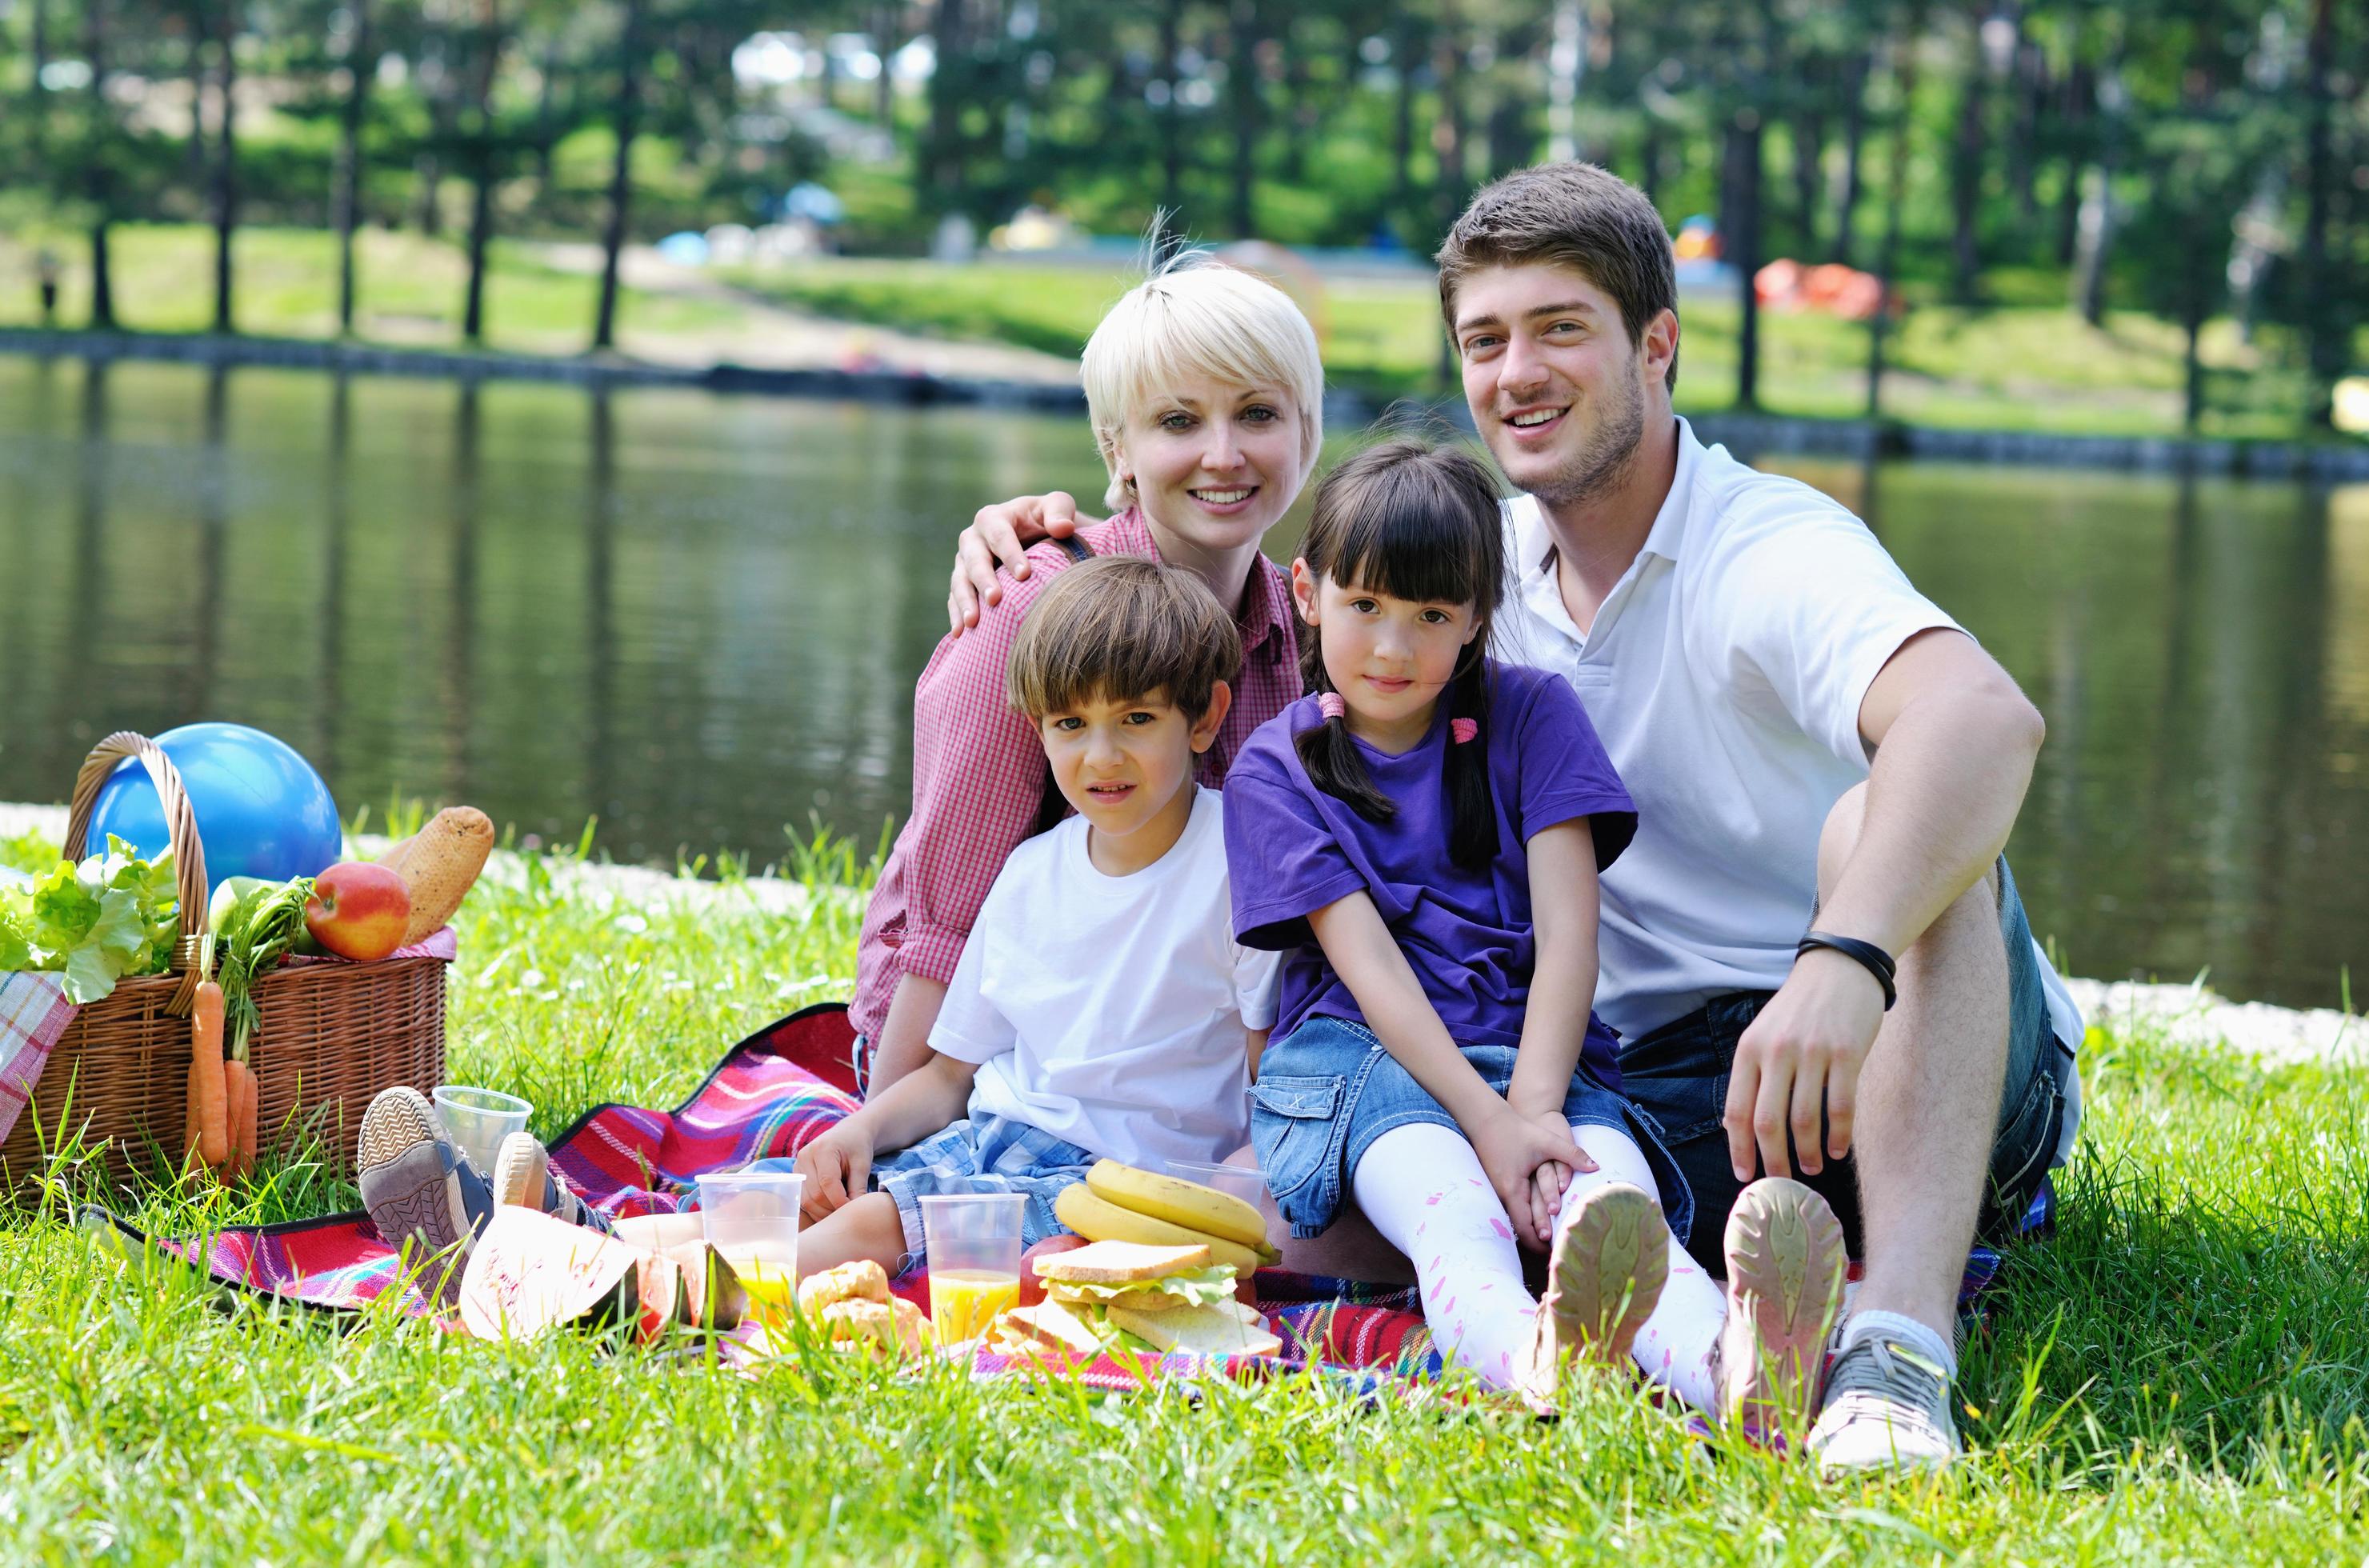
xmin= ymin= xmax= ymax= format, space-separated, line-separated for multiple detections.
xmin=1832 ymin=50 xmax=1869 ymax=266
xmin=592 ymin=0 xmax=645 ymax=352
xmin=85 ymin=0 xmax=114 ymax=330
xmin=211 ymin=0 xmax=238 ymax=334
xmin=2299 ymin=0 xmax=2337 ymax=424
xmin=1158 ymin=0 xmax=1184 ymax=236
xmin=1867 ymin=43 xmax=1916 ymax=420
xmin=2182 ymin=274 xmax=2206 ymax=434
xmin=1391 ymin=21 xmax=1419 ymax=218
xmin=532 ymin=32 xmax=558 ymax=188
xmin=1433 ymin=10 xmax=1467 ymax=240
xmin=871 ymin=3 xmax=897 ymax=129
xmin=1727 ymin=108 xmax=1764 ymax=410
xmin=925 ymin=0 xmax=969 ymax=204
xmin=30 ymin=0 xmax=50 ymax=159
xmin=334 ymin=0 xmax=372 ymax=334
xmin=460 ymin=0 xmax=501 ymax=345
xmin=1227 ymin=0 xmax=1263 ymax=238
xmin=2008 ymin=22 xmax=2041 ymax=228
xmin=1791 ymin=110 xmax=1823 ymax=258
xmin=1638 ymin=120 xmax=1661 ymax=206
xmin=1949 ymin=36 xmax=1987 ymax=303
xmin=187 ymin=18 xmax=209 ymax=181
xmin=2071 ymin=64 xmax=2121 ymax=327
xmin=2054 ymin=62 xmax=2087 ymax=266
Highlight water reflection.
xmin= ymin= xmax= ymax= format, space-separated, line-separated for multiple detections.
xmin=0 ymin=358 xmax=2361 ymax=1010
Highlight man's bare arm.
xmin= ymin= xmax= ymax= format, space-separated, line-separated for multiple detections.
xmin=946 ymin=493 xmax=1100 ymax=633
xmin=1726 ymin=629 xmax=2045 ymax=1180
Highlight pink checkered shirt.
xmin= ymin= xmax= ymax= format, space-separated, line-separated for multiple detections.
xmin=850 ymin=510 xmax=1302 ymax=1044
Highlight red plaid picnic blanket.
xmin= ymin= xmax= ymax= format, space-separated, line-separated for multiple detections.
xmin=99 ymin=1000 xmax=2045 ymax=1379
xmin=0 ymin=973 xmax=77 ymax=1150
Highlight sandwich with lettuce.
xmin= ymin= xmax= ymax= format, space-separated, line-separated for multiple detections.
xmin=994 ymin=1241 xmax=1281 ymax=1358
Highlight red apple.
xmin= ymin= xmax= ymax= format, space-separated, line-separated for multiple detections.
xmin=1017 ymin=1234 xmax=1090 ymax=1306
xmin=303 ymin=862 xmax=414 ymax=962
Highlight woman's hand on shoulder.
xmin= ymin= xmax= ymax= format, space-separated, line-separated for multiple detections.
xmin=948 ymin=492 xmax=1098 ymax=634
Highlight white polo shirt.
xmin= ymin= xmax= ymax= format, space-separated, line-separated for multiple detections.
xmin=1494 ymin=418 xmax=2082 ymax=1159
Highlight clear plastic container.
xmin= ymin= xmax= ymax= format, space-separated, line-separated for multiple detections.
xmin=919 ymin=1194 xmax=1026 ymax=1346
xmin=696 ymin=1170 xmax=805 ymax=1324
xmin=1165 ymin=1158 xmax=1269 ymax=1209
xmin=431 ymin=1085 xmax=530 ymax=1177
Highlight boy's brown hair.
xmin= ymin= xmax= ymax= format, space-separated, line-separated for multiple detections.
xmin=1006 ymin=556 xmax=1240 ymax=722
xmin=1435 ymin=161 xmax=1680 ymax=392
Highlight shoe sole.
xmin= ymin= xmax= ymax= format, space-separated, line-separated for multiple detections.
xmin=357 ymin=1088 xmax=472 ymax=1306
xmin=1547 ymin=1183 xmax=1670 ymax=1367
xmin=490 ymin=1130 xmax=546 ymax=1212
xmin=1723 ymin=1177 xmax=1847 ymax=1430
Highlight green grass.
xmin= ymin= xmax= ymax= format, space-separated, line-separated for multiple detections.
xmin=0 ymin=223 xmax=747 ymax=358
xmin=2 ymin=820 xmax=2367 ymax=1562
xmin=723 ymin=255 xmax=2351 ymax=443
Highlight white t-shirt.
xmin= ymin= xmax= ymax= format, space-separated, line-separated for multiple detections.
xmin=929 ymin=786 xmax=1280 ymax=1169
xmin=1494 ymin=418 xmax=2083 ymax=1159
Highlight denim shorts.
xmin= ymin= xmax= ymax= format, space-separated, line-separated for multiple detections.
xmin=1617 ymin=856 xmax=2070 ymax=1267
xmin=736 ymin=1114 xmax=1093 ymax=1268
xmin=1250 ymin=1014 xmax=1694 ymax=1246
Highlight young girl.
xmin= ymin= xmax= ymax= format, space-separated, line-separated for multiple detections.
xmin=1223 ymin=438 xmax=1848 ymax=1426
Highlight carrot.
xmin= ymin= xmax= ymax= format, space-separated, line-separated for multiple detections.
xmin=221 ymin=1058 xmax=252 ymax=1179
xmin=234 ymin=1062 xmax=260 ymax=1180
xmin=190 ymin=980 xmax=230 ymax=1171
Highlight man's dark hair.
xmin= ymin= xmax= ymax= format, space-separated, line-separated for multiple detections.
xmin=1435 ymin=162 xmax=1680 ymax=392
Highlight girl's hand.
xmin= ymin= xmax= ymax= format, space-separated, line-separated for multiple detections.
xmin=793 ymin=1122 xmax=877 ymax=1222
xmin=1474 ymin=1107 xmax=1591 ymax=1250
xmin=1518 ymin=1109 xmax=1599 ymax=1246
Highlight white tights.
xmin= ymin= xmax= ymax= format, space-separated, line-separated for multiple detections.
xmin=1350 ymin=1119 xmax=1727 ymax=1407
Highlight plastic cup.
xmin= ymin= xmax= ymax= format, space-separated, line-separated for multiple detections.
xmin=432 ymin=1085 xmax=530 ymax=1177
xmin=696 ymin=1170 xmax=805 ymax=1325
xmin=919 ymin=1194 xmax=1025 ymax=1347
xmin=1165 ymin=1158 xmax=1269 ymax=1209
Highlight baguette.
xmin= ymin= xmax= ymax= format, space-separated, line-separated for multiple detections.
xmin=380 ymin=806 xmax=494 ymax=944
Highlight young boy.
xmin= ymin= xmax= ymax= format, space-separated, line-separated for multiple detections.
xmin=361 ymin=555 xmax=1280 ymax=1296
xmin=786 ymin=555 xmax=1278 ymax=1278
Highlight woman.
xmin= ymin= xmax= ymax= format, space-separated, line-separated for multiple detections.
xmin=854 ymin=258 xmax=1322 ymax=1098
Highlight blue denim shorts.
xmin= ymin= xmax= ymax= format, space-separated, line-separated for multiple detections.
xmin=1249 ymin=1014 xmax=1694 ymax=1245
xmin=1618 ymin=856 xmax=2071 ymax=1266
xmin=735 ymin=1114 xmax=1094 ymax=1268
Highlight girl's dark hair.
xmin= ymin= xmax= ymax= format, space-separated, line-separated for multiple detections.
xmin=1294 ymin=438 xmax=1507 ymax=870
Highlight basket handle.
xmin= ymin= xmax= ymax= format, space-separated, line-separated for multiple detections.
xmin=64 ymin=731 xmax=211 ymax=1015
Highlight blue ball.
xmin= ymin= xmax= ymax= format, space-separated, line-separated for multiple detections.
xmin=85 ymin=723 xmax=342 ymax=894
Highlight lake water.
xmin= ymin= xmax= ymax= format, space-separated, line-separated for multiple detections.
xmin=2 ymin=357 xmax=2363 ymax=1010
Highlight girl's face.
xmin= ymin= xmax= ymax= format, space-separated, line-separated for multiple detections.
xmin=1114 ymin=373 xmax=1304 ymax=565
xmin=1291 ymin=562 xmax=1482 ymax=742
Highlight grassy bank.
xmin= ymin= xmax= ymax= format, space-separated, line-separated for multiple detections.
xmin=1 ymin=822 xmax=2365 ymax=1562
xmin=0 ymin=224 xmax=744 ymax=358
xmin=723 ymin=255 xmax=2347 ymax=442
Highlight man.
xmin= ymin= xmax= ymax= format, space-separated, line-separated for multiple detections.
xmin=948 ymin=163 xmax=2083 ymax=1472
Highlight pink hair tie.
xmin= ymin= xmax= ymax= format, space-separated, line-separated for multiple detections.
xmin=1317 ymin=691 xmax=1347 ymax=722
xmin=1450 ymin=718 xmax=1479 ymax=745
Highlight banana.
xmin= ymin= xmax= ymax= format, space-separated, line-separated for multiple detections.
xmin=1084 ymin=1159 xmax=1269 ymax=1250
xmin=1054 ymin=1184 xmax=1266 ymax=1277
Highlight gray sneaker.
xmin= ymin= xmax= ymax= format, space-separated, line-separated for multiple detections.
xmin=490 ymin=1129 xmax=614 ymax=1234
xmin=1806 ymin=1327 xmax=1963 ymax=1471
xmin=356 ymin=1086 xmax=494 ymax=1308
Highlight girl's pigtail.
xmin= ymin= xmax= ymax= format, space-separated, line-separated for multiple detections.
xmin=1443 ymin=657 xmax=1496 ymax=870
xmin=1294 ymin=682 xmax=1398 ymax=826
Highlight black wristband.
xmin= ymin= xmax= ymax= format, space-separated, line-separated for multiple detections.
xmin=1797 ymin=930 xmax=1898 ymax=1010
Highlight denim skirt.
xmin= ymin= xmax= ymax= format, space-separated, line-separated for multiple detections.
xmin=1249 ymin=1013 xmax=1694 ymax=1243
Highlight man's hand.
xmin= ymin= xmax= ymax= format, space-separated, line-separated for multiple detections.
xmin=1473 ymin=1106 xmax=1591 ymax=1250
xmin=1723 ymin=947 xmax=1887 ymax=1181
xmin=946 ymin=492 xmax=1100 ymax=633
xmin=793 ymin=1121 xmax=878 ymax=1222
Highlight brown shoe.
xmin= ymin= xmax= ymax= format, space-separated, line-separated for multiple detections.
xmin=1713 ymin=1177 xmax=1848 ymax=1439
xmin=1520 ymin=1182 xmax=1670 ymax=1410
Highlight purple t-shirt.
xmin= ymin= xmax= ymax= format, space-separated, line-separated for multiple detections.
xmin=1223 ymin=660 xmax=1638 ymax=1084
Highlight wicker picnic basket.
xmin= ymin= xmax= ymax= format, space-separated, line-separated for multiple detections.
xmin=0 ymin=732 xmax=447 ymax=1190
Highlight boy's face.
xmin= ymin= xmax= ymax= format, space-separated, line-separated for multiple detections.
xmin=1037 ymin=685 xmax=1232 ymax=840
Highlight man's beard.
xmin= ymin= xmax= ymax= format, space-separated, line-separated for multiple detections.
xmin=1522 ymin=370 xmax=1647 ymax=511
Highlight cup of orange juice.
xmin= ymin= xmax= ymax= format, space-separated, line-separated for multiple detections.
xmin=918 ymin=1194 xmax=1025 ymax=1346
xmin=695 ymin=1170 xmax=803 ymax=1328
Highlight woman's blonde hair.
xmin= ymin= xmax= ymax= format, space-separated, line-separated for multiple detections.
xmin=1080 ymin=255 xmax=1325 ymax=512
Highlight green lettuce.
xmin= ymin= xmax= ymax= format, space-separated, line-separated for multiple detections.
xmin=0 ymin=838 xmax=182 ymax=1003
xmin=1043 ymin=1266 xmax=1240 ymax=1309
